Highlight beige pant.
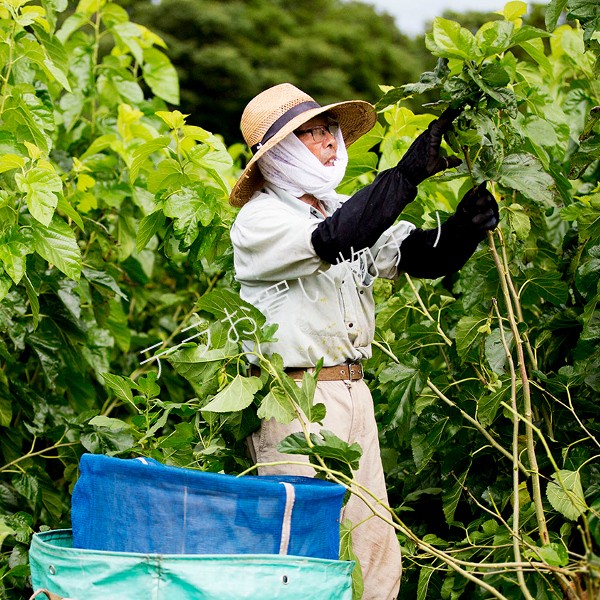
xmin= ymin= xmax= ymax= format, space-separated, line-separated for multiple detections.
xmin=249 ymin=379 xmax=401 ymax=600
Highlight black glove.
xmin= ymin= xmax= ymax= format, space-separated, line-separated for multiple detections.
xmin=398 ymin=107 xmax=462 ymax=186
xmin=397 ymin=182 xmax=499 ymax=279
xmin=451 ymin=181 xmax=499 ymax=240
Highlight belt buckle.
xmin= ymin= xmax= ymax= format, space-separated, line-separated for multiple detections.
xmin=347 ymin=363 xmax=362 ymax=381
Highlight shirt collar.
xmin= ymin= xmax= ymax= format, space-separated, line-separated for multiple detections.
xmin=263 ymin=183 xmax=340 ymax=219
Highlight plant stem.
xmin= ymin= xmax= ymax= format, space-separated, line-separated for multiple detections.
xmin=0 ymin=441 xmax=78 ymax=473
xmin=493 ymin=298 xmax=534 ymax=600
xmin=495 ymin=228 xmax=538 ymax=374
xmin=90 ymin=9 xmax=102 ymax=136
xmin=404 ymin=274 xmax=453 ymax=346
xmin=0 ymin=22 xmax=16 ymax=116
xmin=427 ymin=377 xmax=527 ymax=474
xmin=488 ymin=231 xmax=549 ymax=545
xmin=372 ymin=340 xmax=526 ymax=473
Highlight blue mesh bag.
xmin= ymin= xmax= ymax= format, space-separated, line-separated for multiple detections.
xmin=71 ymin=454 xmax=346 ymax=559
xmin=29 ymin=529 xmax=354 ymax=600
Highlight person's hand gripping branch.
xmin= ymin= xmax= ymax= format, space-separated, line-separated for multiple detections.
xmin=398 ymin=181 xmax=500 ymax=278
xmin=398 ymin=107 xmax=462 ymax=185
xmin=451 ymin=181 xmax=500 ymax=240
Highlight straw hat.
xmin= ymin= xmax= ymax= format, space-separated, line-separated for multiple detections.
xmin=229 ymin=83 xmax=377 ymax=206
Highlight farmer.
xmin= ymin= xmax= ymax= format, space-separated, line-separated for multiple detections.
xmin=229 ymin=83 xmax=498 ymax=600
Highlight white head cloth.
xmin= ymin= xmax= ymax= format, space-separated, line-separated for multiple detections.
xmin=257 ymin=128 xmax=348 ymax=207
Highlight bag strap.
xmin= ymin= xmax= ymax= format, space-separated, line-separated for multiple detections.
xmin=29 ymin=589 xmax=64 ymax=600
xmin=278 ymin=481 xmax=295 ymax=555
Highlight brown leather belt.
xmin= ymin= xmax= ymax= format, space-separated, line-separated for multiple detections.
xmin=251 ymin=363 xmax=363 ymax=381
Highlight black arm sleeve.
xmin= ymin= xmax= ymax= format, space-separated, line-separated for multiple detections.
xmin=397 ymin=216 xmax=486 ymax=279
xmin=311 ymin=167 xmax=418 ymax=264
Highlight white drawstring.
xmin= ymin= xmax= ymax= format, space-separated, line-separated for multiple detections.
xmin=433 ymin=211 xmax=442 ymax=248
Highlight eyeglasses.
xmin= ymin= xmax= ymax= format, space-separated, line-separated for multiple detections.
xmin=295 ymin=122 xmax=340 ymax=143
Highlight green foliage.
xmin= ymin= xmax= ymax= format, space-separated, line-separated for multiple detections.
xmin=126 ymin=0 xmax=429 ymax=143
xmin=368 ymin=1 xmax=600 ymax=597
xmin=1 ymin=1 xmax=600 ymax=599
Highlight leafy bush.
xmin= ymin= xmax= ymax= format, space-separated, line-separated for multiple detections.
xmin=0 ymin=1 xmax=598 ymax=599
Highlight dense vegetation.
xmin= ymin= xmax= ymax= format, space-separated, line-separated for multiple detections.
xmin=126 ymin=0 xmax=429 ymax=143
xmin=0 ymin=0 xmax=599 ymax=598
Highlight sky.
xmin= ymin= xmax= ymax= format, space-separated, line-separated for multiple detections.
xmin=364 ymin=0 xmax=510 ymax=36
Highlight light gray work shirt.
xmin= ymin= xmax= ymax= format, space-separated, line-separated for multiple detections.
xmin=230 ymin=184 xmax=415 ymax=368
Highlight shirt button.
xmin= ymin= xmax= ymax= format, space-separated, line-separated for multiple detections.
xmin=359 ymin=290 xmax=364 ymax=295
xmin=348 ymin=323 xmax=354 ymax=328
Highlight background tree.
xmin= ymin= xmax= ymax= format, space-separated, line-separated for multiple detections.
xmin=127 ymin=0 xmax=427 ymax=142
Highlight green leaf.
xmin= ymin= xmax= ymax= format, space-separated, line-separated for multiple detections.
xmin=412 ymin=417 xmax=449 ymax=472
xmin=23 ymin=274 xmax=39 ymax=329
xmin=129 ymin=136 xmax=171 ymax=182
xmin=257 ymin=388 xmax=296 ymax=424
xmin=504 ymin=203 xmax=531 ymax=241
xmin=142 ymin=47 xmax=179 ymax=104
xmin=57 ymin=195 xmax=85 ymax=231
xmin=196 ymin=288 xmax=266 ymax=339
xmin=479 ymin=62 xmax=511 ymax=88
xmin=0 ymin=518 xmax=16 ymax=550
xmin=100 ymin=373 xmax=136 ymax=406
xmin=82 ymin=267 xmax=127 ymax=299
xmin=497 ymin=154 xmax=555 ymax=205
xmin=136 ymin=372 xmax=161 ymax=400
xmin=534 ymin=543 xmax=569 ymax=567
xmin=30 ymin=216 xmax=82 ymax=280
xmin=3 ymin=102 xmax=50 ymax=153
xmin=137 ymin=210 xmax=166 ymax=252
xmin=33 ymin=26 xmax=72 ymax=92
xmin=429 ymin=17 xmax=481 ymax=61
xmin=112 ymin=21 xmax=144 ymax=63
xmin=80 ymin=133 xmax=117 ymax=160
xmin=157 ymin=110 xmax=188 ymax=130
xmin=521 ymin=270 xmax=569 ymax=307
xmin=15 ymin=166 xmax=63 ymax=226
xmin=572 ymin=0 xmax=600 ymax=18
xmin=455 ymin=313 xmax=488 ymax=360
xmin=485 ymin=328 xmax=514 ymax=375
xmin=443 ymin=463 xmax=470 ymax=524
xmin=167 ymin=345 xmax=227 ymax=396
xmin=202 ymin=374 xmax=262 ymax=413
xmin=107 ymin=298 xmax=130 ymax=352
xmin=499 ymin=0 xmax=528 ymax=20
xmin=89 ymin=415 xmax=131 ymax=431
xmin=187 ymin=142 xmax=232 ymax=195
xmin=378 ymin=360 xmax=425 ymax=434
xmin=0 ymin=231 xmax=32 ymax=284
xmin=476 ymin=20 xmax=515 ymax=57
xmin=279 ymin=429 xmax=363 ymax=475
xmin=510 ymin=25 xmax=552 ymax=46
xmin=589 ymin=497 xmax=600 ymax=547
xmin=0 ymin=273 xmax=13 ymax=302
xmin=297 ymin=365 xmax=326 ymax=424
xmin=163 ymin=186 xmax=214 ymax=248
xmin=417 ymin=566 xmax=435 ymax=600
xmin=340 ymin=520 xmax=364 ymax=600
xmin=0 ymin=154 xmax=27 ymax=173
xmin=0 ymin=369 xmax=11 ymax=427
xmin=518 ymin=38 xmax=552 ymax=74
xmin=546 ymin=470 xmax=587 ymax=520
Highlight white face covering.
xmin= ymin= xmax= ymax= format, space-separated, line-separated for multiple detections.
xmin=257 ymin=127 xmax=348 ymax=206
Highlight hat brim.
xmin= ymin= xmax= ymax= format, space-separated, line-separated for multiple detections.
xmin=229 ymin=99 xmax=377 ymax=207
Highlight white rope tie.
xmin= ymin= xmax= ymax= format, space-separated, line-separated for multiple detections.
xmin=278 ymin=482 xmax=295 ymax=555
xmin=433 ymin=211 xmax=442 ymax=248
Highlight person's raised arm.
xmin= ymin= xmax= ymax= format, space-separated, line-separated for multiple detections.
xmin=311 ymin=109 xmax=461 ymax=264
